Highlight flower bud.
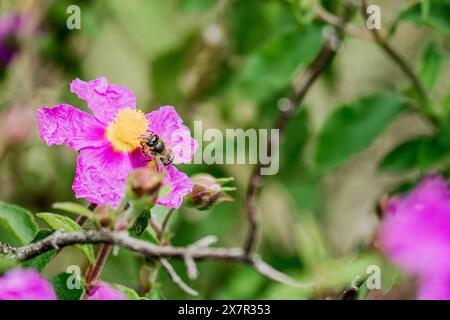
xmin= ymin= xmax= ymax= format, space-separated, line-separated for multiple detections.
xmin=127 ymin=167 xmax=163 ymax=199
xmin=185 ymin=174 xmax=235 ymax=210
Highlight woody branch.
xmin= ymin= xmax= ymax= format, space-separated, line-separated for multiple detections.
xmin=0 ymin=230 xmax=311 ymax=289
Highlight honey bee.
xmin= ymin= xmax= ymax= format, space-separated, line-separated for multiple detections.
xmin=140 ymin=133 xmax=174 ymax=168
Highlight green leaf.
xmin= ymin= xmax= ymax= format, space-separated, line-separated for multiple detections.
xmin=0 ymin=257 xmax=18 ymax=273
xmin=177 ymin=0 xmax=216 ymax=12
xmin=295 ymin=219 xmax=329 ymax=268
xmin=133 ymin=210 xmax=151 ymax=236
xmin=0 ymin=201 xmax=38 ymax=246
xmin=36 ymin=213 xmax=95 ymax=263
xmin=113 ymin=284 xmax=140 ymax=300
xmin=314 ymin=93 xmax=408 ymax=172
xmin=285 ymin=173 xmax=320 ymax=212
xmin=239 ymin=24 xmax=323 ymax=103
xmin=289 ymin=0 xmax=317 ymax=25
xmin=52 ymin=202 xmax=95 ymax=221
xmin=129 ymin=228 xmax=159 ymax=244
xmin=419 ymin=40 xmax=444 ymax=90
xmin=50 ymin=272 xmax=85 ymax=300
xmin=420 ymin=0 xmax=431 ymax=20
xmin=278 ymin=109 xmax=310 ymax=178
xmin=398 ymin=1 xmax=450 ymax=36
xmin=22 ymin=230 xmax=56 ymax=272
xmin=379 ymin=136 xmax=446 ymax=172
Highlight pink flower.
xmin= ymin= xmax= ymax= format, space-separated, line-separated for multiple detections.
xmin=379 ymin=175 xmax=450 ymax=300
xmin=0 ymin=12 xmax=23 ymax=67
xmin=85 ymin=283 xmax=125 ymax=300
xmin=0 ymin=269 xmax=56 ymax=300
xmin=36 ymin=77 xmax=197 ymax=209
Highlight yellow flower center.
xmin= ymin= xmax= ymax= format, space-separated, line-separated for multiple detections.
xmin=106 ymin=107 xmax=149 ymax=152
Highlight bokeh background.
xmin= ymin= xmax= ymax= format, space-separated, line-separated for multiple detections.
xmin=0 ymin=0 xmax=449 ymax=299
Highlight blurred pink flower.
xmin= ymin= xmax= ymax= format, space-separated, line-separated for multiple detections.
xmin=379 ymin=175 xmax=450 ymax=300
xmin=0 ymin=269 xmax=56 ymax=300
xmin=0 ymin=106 xmax=34 ymax=146
xmin=0 ymin=13 xmax=23 ymax=67
xmin=85 ymin=283 xmax=125 ymax=300
xmin=36 ymin=77 xmax=197 ymax=208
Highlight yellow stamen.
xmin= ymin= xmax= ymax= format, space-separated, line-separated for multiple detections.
xmin=106 ymin=107 xmax=148 ymax=152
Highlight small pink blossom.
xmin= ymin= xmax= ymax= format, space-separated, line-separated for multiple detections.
xmin=0 ymin=12 xmax=23 ymax=67
xmin=379 ymin=175 xmax=450 ymax=300
xmin=36 ymin=77 xmax=197 ymax=209
xmin=0 ymin=269 xmax=56 ymax=300
xmin=85 ymin=283 xmax=125 ymax=300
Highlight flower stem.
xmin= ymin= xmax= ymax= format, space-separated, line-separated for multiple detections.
xmin=85 ymin=243 xmax=112 ymax=288
xmin=76 ymin=203 xmax=97 ymax=227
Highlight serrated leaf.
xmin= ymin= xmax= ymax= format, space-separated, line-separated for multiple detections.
xmin=379 ymin=136 xmax=446 ymax=172
xmin=113 ymin=284 xmax=140 ymax=300
xmin=50 ymin=272 xmax=85 ymax=300
xmin=22 ymin=230 xmax=56 ymax=272
xmin=36 ymin=213 xmax=95 ymax=263
xmin=0 ymin=201 xmax=38 ymax=246
xmin=419 ymin=40 xmax=444 ymax=90
xmin=52 ymin=202 xmax=95 ymax=221
xmin=314 ymin=93 xmax=407 ymax=172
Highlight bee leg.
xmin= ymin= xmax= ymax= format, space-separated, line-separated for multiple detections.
xmin=155 ymin=157 xmax=164 ymax=172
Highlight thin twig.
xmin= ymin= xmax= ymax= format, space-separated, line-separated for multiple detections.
xmin=316 ymin=7 xmax=372 ymax=41
xmin=159 ymin=208 xmax=175 ymax=243
xmin=361 ymin=0 xmax=428 ymax=103
xmin=184 ymin=235 xmax=218 ymax=280
xmin=148 ymin=208 xmax=198 ymax=295
xmin=243 ymin=3 xmax=357 ymax=255
xmin=4 ymin=230 xmax=308 ymax=288
xmin=160 ymin=259 xmax=199 ymax=296
xmin=149 ymin=218 xmax=162 ymax=240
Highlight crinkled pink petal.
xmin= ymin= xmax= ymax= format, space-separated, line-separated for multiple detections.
xmin=85 ymin=283 xmax=125 ymax=300
xmin=73 ymin=144 xmax=132 ymax=208
xmin=0 ymin=269 xmax=56 ymax=300
xmin=36 ymin=104 xmax=107 ymax=151
xmin=379 ymin=175 xmax=450 ymax=278
xmin=146 ymin=106 xmax=198 ymax=164
xmin=157 ymin=165 xmax=193 ymax=209
xmin=70 ymin=77 xmax=136 ymax=124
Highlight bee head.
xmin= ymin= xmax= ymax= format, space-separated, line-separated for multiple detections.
xmin=146 ymin=135 xmax=159 ymax=147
